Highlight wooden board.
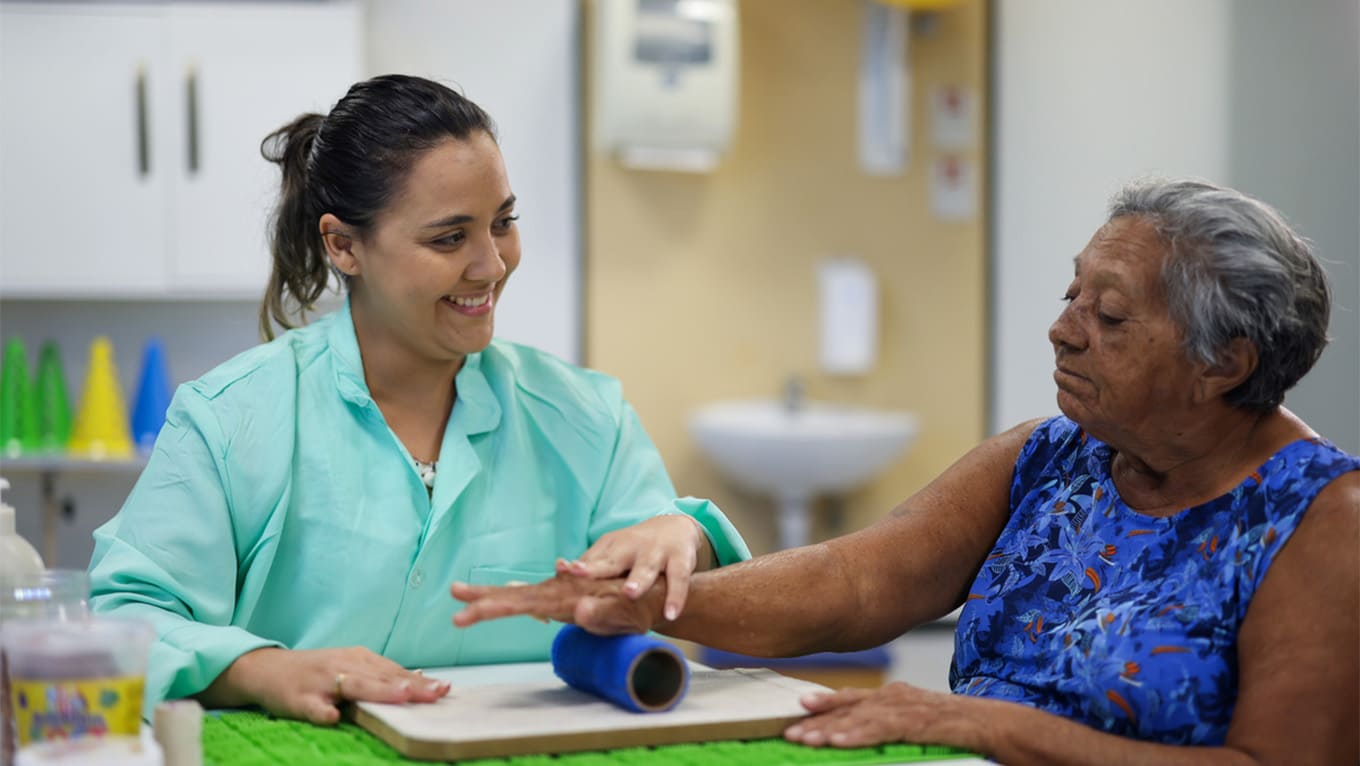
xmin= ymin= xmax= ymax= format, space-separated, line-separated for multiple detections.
xmin=352 ymin=664 xmax=829 ymax=761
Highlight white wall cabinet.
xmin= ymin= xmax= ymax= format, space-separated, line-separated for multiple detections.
xmin=366 ymin=0 xmax=582 ymax=363
xmin=0 ymin=1 xmax=360 ymax=299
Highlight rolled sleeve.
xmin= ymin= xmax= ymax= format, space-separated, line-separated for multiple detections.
xmin=663 ymin=497 xmax=750 ymax=567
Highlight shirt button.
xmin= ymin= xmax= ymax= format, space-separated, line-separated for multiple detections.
xmin=409 ymin=569 xmax=425 ymax=589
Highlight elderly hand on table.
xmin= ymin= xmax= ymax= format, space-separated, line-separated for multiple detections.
xmin=198 ymin=646 xmax=451 ymax=725
xmin=551 ymin=513 xmax=712 ymax=621
xmin=785 ymin=683 xmax=999 ymax=751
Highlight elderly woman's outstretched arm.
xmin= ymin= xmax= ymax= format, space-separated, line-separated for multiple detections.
xmin=456 ymin=460 xmax=1358 ymax=765
xmin=452 ymin=419 xmax=1040 ymax=654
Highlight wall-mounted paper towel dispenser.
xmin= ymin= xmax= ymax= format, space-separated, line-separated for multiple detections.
xmin=592 ymin=0 xmax=739 ymax=172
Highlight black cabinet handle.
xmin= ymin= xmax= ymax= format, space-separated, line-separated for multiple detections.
xmin=135 ymin=65 xmax=150 ymax=177
xmin=186 ymin=64 xmax=199 ymax=174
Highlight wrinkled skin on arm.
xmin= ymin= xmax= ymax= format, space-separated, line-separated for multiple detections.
xmin=453 ymin=420 xmax=1037 ymax=653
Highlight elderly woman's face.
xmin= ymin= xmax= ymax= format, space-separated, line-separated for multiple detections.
xmin=1048 ymin=216 xmax=1200 ymax=442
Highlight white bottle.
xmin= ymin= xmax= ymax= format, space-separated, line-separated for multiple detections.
xmin=1 ymin=476 xmax=42 ymax=766
xmin=0 ymin=478 xmax=43 ymax=577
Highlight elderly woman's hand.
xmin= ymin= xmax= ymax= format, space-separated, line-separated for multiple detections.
xmin=784 ymin=682 xmax=990 ymax=752
xmin=555 ymin=514 xmax=713 ymax=620
xmin=451 ymin=571 xmax=663 ymax=634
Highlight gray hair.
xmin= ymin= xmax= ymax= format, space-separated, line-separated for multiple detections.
xmin=1108 ymin=178 xmax=1331 ymax=411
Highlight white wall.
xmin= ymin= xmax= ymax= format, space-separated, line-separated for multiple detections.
xmin=1227 ymin=0 xmax=1359 ymax=452
xmin=992 ymin=0 xmax=1359 ymax=452
xmin=991 ymin=0 xmax=1232 ymax=431
xmin=365 ymin=0 xmax=582 ymax=364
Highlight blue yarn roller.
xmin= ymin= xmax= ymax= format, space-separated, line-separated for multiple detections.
xmin=550 ymin=625 xmax=690 ymax=713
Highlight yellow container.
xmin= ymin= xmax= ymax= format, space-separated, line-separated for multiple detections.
xmin=2 ymin=617 xmax=153 ymax=745
xmin=67 ymin=337 xmax=134 ymax=459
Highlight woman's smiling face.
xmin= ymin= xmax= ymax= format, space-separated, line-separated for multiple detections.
xmin=338 ymin=132 xmax=521 ymax=363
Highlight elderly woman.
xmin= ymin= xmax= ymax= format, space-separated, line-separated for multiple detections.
xmin=452 ymin=179 xmax=1359 ymax=765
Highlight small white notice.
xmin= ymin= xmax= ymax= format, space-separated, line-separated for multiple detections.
xmin=931 ymin=155 xmax=976 ymax=222
xmin=931 ymin=84 xmax=976 ymax=150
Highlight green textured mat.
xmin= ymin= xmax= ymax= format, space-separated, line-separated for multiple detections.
xmin=203 ymin=711 xmax=978 ymax=765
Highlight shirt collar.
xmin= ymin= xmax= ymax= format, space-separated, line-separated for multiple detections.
xmin=328 ymin=297 xmax=501 ymax=436
xmin=328 ymin=297 xmax=371 ymax=407
xmin=451 ymin=351 xmax=501 ymax=436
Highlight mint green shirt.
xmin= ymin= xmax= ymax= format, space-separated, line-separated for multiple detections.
xmin=88 ymin=302 xmax=749 ymax=707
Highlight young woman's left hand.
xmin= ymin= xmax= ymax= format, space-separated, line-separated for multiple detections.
xmin=556 ymin=515 xmax=713 ymax=621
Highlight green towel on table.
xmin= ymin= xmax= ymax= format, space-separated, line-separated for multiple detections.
xmin=203 ymin=711 xmax=978 ymax=765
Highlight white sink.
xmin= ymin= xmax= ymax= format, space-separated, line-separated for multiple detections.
xmin=690 ymin=399 xmax=918 ymax=548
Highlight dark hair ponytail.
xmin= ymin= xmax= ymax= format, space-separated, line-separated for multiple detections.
xmin=259 ymin=113 xmax=327 ymax=340
xmin=258 ymin=75 xmax=497 ymax=341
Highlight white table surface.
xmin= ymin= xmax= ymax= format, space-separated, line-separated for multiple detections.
xmin=409 ymin=662 xmax=990 ymax=765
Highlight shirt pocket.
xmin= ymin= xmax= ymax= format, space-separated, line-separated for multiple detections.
xmin=455 ymin=565 xmax=560 ymax=665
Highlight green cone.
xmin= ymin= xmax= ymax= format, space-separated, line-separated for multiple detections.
xmin=35 ymin=341 xmax=72 ymax=452
xmin=0 ymin=337 xmax=40 ymax=456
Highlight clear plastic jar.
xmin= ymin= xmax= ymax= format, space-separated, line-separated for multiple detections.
xmin=1 ymin=570 xmax=90 ymax=622
xmin=1 ymin=570 xmax=90 ymax=766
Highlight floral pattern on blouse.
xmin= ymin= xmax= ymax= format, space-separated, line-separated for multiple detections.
xmin=951 ymin=416 xmax=1359 ymax=744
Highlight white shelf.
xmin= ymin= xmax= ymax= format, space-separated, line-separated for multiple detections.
xmin=0 ymin=454 xmax=149 ymax=566
xmin=0 ymin=455 xmax=149 ymax=474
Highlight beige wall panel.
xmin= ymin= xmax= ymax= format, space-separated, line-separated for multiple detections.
xmin=586 ymin=0 xmax=989 ymax=554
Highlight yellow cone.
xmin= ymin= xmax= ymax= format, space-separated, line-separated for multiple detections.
xmin=68 ymin=337 xmax=133 ymax=459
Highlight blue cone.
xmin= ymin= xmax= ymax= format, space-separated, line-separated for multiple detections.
xmin=131 ymin=338 xmax=172 ymax=452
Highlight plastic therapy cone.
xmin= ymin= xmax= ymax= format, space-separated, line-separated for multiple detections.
xmin=35 ymin=341 xmax=73 ymax=453
xmin=131 ymin=338 xmax=172 ymax=452
xmin=0 ymin=337 xmax=41 ymax=457
xmin=68 ymin=337 xmax=134 ymax=459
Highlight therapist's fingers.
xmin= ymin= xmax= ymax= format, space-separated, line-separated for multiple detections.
xmin=333 ymin=673 xmax=445 ymax=705
xmin=570 ymin=543 xmax=632 ymax=579
xmin=362 ymin=651 xmax=437 ymax=681
xmin=340 ymin=653 xmax=446 ymax=702
xmin=308 ymin=655 xmax=445 ymax=711
xmin=557 ymin=556 xmax=623 ymax=579
xmin=660 ymin=549 xmax=697 ymax=621
xmin=622 ymin=548 xmax=667 ymax=599
xmin=299 ymin=695 xmax=342 ymax=726
xmin=407 ymin=677 xmax=452 ymax=702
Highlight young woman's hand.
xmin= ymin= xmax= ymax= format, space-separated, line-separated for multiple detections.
xmin=198 ymin=646 xmax=449 ymax=724
xmin=556 ymin=515 xmax=712 ymax=621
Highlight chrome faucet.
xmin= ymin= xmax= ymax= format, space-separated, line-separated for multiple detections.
xmin=783 ymin=375 xmax=805 ymax=414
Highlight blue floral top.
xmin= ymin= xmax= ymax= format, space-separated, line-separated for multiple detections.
xmin=951 ymin=416 xmax=1359 ymax=744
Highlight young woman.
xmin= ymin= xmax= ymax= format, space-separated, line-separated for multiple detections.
xmin=88 ymin=74 xmax=749 ymax=725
